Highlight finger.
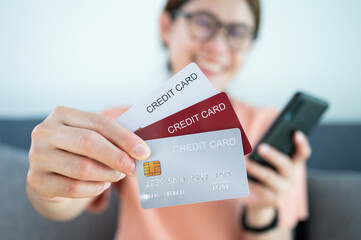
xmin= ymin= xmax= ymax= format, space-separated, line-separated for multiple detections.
xmin=52 ymin=126 xmax=136 ymax=176
xmin=51 ymin=106 xmax=150 ymax=160
xmin=292 ymin=131 xmax=312 ymax=164
xmin=30 ymin=172 xmax=112 ymax=199
xmin=246 ymin=159 xmax=291 ymax=194
xmin=248 ymin=181 xmax=280 ymax=207
xmin=256 ymin=144 xmax=294 ymax=179
xmin=35 ymin=149 xmax=125 ymax=182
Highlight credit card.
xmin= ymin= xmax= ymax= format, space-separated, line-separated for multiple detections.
xmin=135 ymin=92 xmax=252 ymax=155
xmin=136 ymin=128 xmax=249 ymax=209
xmin=116 ymin=63 xmax=218 ymax=132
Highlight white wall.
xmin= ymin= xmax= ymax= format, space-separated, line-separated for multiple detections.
xmin=1 ymin=0 xmax=360 ymax=123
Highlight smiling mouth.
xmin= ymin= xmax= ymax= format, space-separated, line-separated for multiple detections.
xmin=196 ymin=58 xmax=225 ymax=75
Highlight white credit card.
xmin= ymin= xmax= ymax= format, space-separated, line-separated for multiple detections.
xmin=116 ymin=63 xmax=218 ymax=131
xmin=136 ymin=128 xmax=249 ymax=209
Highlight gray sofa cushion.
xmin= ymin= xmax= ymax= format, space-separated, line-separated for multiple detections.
xmin=0 ymin=143 xmax=118 ymax=240
xmin=0 ymin=118 xmax=44 ymax=150
xmin=307 ymin=124 xmax=361 ymax=171
xmin=304 ymin=169 xmax=361 ymax=240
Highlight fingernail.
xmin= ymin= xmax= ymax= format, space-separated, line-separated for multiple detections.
xmin=42 ymin=196 xmax=60 ymax=202
xmin=133 ymin=143 xmax=151 ymax=159
xmin=114 ymin=171 xmax=126 ymax=181
xmin=296 ymin=131 xmax=305 ymax=142
xmin=103 ymin=182 xmax=111 ymax=190
xmin=129 ymin=162 xmax=137 ymax=177
xmin=259 ymin=144 xmax=270 ymax=154
xmin=118 ymin=172 xmax=126 ymax=180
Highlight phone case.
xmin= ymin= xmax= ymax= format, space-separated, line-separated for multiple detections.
xmin=248 ymin=91 xmax=329 ymax=181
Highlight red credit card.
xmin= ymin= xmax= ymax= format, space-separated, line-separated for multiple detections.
xmin=135 ymin=92 xmax=252 ymax=155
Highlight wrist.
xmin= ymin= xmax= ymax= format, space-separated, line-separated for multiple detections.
xmin=241 ymin=205 xmax=278 ymax=233
xmin=246 ymin=206 xmax=276 ymax=227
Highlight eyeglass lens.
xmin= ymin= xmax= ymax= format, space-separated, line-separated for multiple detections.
xmin=187 ymin=12 xmax=252 ymax=50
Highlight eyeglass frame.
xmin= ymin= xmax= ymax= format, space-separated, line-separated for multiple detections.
xmin=171 ymin=9 xmax=257 ymax=51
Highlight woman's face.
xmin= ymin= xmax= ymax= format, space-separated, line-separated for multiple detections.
xmin=161 ymin=0 xmax=255 ymax=91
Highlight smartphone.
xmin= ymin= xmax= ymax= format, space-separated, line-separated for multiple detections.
xmin=247 ymin=91 xmax=329 ymax=182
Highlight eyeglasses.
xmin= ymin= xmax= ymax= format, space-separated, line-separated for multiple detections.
xmin=172 ymin=10 xmax=256 ymax=51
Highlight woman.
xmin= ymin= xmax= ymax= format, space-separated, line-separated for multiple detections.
xmin=26 ymin=0 xmax=310 ymax=239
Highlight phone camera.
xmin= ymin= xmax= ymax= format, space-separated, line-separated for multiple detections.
xmin=284 ymin=112 xmax=293 ymax=121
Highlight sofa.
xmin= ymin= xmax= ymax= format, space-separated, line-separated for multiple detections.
xmin=0 ymin=118 xmax=360 ymax=240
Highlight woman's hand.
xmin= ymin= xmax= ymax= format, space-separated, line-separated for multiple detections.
xmin=26 ymin=106 xmax=150 ymax=218
xmin=244 ymin=131 xmax=311 ymax=225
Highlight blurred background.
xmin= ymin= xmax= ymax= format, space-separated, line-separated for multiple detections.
xmin=1 ymin=1 xmax=361 ymax=240
xmin=1 ymin=0 xmax=361 ymax=122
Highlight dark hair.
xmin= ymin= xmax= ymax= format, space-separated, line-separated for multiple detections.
xmin=164 ymin=0 xmax=261 ymax=39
